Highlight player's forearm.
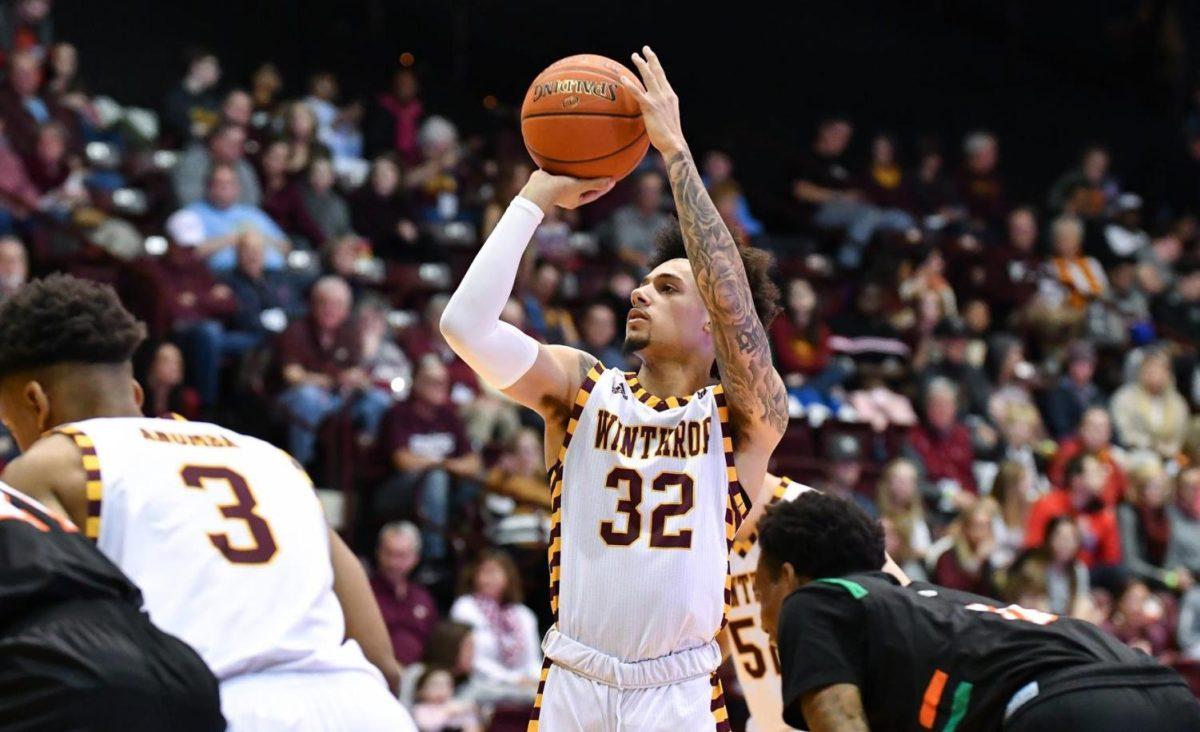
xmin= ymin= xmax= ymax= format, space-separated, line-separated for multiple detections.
xmin=801 ymin=684 xmax=870 ymax=732
xmin=439 ymin=198 xmax=542 ymax=389
xmin=664 ymin=148 xmax=787 ymax=436
xmin=328 ymin=528 xmax=402 ymax=693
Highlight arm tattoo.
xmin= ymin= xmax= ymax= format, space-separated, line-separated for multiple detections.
xmin=665 ymin=149 xmax=787 ymax=435
xmin=802 ymin=684 xmax=869 ymax=732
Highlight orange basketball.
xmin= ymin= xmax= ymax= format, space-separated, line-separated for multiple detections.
xmin=520 ymin=54 xmax=649 ymax=181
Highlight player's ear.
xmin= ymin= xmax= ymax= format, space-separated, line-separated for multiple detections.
xmin=131 ymin=379 xmax=145 ymax=410
xmin=781 ymin=561 xmax=801 ymax=587
xmin=23 ymin=380 xmax=50 ymax=432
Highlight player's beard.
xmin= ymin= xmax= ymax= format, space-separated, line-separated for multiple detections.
xmin=622 ymin=331 xmax=649 ymax=355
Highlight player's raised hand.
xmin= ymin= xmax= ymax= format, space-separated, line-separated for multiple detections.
xmin=621 ymin=45 xmax=685 ymax=156
xmin=520 ymin=169 xmax=614 ymax=213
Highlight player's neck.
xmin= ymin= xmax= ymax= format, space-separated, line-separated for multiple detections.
xmin=635 ymin=358 xmax=712 ymax=399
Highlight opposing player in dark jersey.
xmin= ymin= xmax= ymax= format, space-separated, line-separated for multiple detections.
xmin=753 ymin=491 xmax=1200 ymax=732
xmin=0 ymin=481 xmax=224 ymax=731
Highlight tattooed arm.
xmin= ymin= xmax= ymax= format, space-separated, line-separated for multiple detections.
xmin=622 ymin=46 xmax=787 ymax=465
xmin=800 ymin=684 xmax=870 ymax=732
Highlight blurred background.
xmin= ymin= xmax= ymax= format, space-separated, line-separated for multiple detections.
xmin=4 ymin=1 xmax=1200 ymax=729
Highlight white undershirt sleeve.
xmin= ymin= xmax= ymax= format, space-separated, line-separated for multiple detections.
xmin=439 ymin=196 xmax=544 ymax=389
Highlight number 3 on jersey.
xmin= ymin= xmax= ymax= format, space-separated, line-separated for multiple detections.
xmin=599 ymin=467 xmax=695 ymax=548
xmin=181 ymin=465 xmax=278 ymax=564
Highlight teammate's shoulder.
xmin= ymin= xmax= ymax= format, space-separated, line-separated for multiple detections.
xmin=0 ymin=432 xmax=86 ymax=498
xmin=776 ymin=476 xmax=815 ymax=504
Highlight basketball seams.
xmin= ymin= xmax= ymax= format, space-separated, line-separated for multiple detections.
xmin=521 ymin=111 xmax=643 ymax=121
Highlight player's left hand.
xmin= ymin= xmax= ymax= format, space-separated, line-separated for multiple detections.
xmin=622 ymin=46 xmax=686 ymax=156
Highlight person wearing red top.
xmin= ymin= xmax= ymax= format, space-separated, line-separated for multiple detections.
xmin=373 ymin=355 xmax=481 ymax=565
xmin=368 ymin=68 xmax=424 ymax=166
xmin=906 ymin=377 xmax=978 ymax=499
xmin=369 ymin=521 xmax=440 ymax=665
xmin=770 ymin=278 xmax=833 ymax=379
xmin=274 ymin=275 xmax=391 ymax=467
xmin=400 ymin=294 xmax=479 ymax=400
xmin=1027 ymin=453 xmax=1122 ymax=571
xmin=1048 ymin=406 xmax=1127 ymax=506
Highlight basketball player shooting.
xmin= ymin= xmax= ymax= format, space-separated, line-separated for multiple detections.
xmin=440 ymin=46 xmax=786 ymax=730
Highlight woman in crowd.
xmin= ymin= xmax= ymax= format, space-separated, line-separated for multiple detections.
xmin=283 ymin=100 xmax=330 ymax=176
xmin=1103 ymin=579 xmax=1174 ymax=658
xmin=258 ymin=138 xmax=327 ymax=248
xmin=141 ymin=342 xmax=201 ymax=420
xmin=1119 ymin=458 xmax=1193 ymax=591
xmin=989 ymin=460 xmax=1034 ymax=569
xmin=1112 ymin=349 xmax=1190 ymax=461
xmin=875 ymin=458 xmax=931 ymax=581
xmin=932 ymin=498 xmax=999 ymax=597
xmin=1040 ymin=515 xmax=1094 ymax=618
xmin=350 ymin=153 xmax=420 ymax=260
xmin=448 ymin=551 xmax=542 ymax=706
xmin=301 ymin=155 xmax=353 ymax=243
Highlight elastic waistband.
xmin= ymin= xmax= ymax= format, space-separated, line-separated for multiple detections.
xmin=541 ymin=626 xmax=720 ymax=690
xmin=1005 ymin=661 xmax=1187 ymax=724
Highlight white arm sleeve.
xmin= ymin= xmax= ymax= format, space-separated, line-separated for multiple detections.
xmin=439 ymin=196 xmax=543 ymax=389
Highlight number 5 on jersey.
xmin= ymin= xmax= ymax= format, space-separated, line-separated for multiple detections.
xmin=181 ymin=465 xmax=278 ymax=564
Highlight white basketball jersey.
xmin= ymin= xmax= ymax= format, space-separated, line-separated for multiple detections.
xmin=728 ymin=477 xmax=812 ymax=732
xmin=54 ymin=417 xmax=379 ymax=682
xmin=551 ymin=366 xmax=748 ymax=662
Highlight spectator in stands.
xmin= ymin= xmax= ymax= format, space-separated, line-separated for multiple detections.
xmin=1039 ymin=515 xmax=1094 ymax=618
xmin=304 ymin=71 xmax=366 ymax=178
xmin=449 ymin=551 xmax=542 ymax=705
xmin=0 ymin=118 xmax=39 ymax=227
xmin=771 ymin=278 xmax=837 ymax=392
xmin=907 ymin=137 xmax=961 ymax=223
xmin=249 ymin=62 xmax=283 ymax=118
xmin=485 ymin=426 xmax=551 ymax=512
xmin=350 ymin=154 xmax=419 ymax=260
xmin=917 ymin=318 xmax=990 ymax=419
xmin=793 ymin=117 xmax=914 ymax=270
xmin=1112 ymin=348 xmax=1190 ymax=461
xmin=819 ymin=434 xmax=876 ymax=518
xmin=985 ymin=335 xmax=1038 ymax=427
xmin=274 ymin=276 xmax=378 ymax=466
xmin=1044 ymin=340 xmax=1106 ymax=439
xmin=420 ymin=621 xmax=477 ymax=700
xmin=577 ymin=302 xmax=624 ymax=368
xmin=610 ymin=171 xmax=670 ymax=271
xmin=406 ymin=116 xmax=464 ymax=221
xmin=1027 ymin=453 xmax=1122 ymax=572
xmin=161 ymin=47 xmax=221 ymax=145
xmin=875 ymin=458 xmax=930 ymax=580
xmin=257 ymin=138 xmax=326 ymax=248
xmin=481 ymin=162 xmax=531 ymax=240
xmin=412 ymin=667 xmax=483 ymax=732
xmin=375 ymin=355 xmax=482 ymax=564
xmin=955 ymin=130 xmax=1007 ymax=229
xmin=368 ymin=68 xmax=424 ymax=164
xmin=1102 ymin=193 xmax=1150 ymax=264
xmin=702 ymin=149 xmax=762 ymax=237
xmin=152 ymin=209 xmax=243 ymax=406
xmin=1048 ymin=145 xmax=1118 ymax=220
xmin=357 ymin=296 xmax=410 ymax=403
xmin=1119 ymin=458 xmax=1192 ymax=592
xmin=1153 ymin=260 xmax=1200 ymax=346
xmin=1092 ymin=257 xmax=1152 ymax=352
xmin=992 ymin=402 xmax=1046 ymax=490
xmin=140 ymin=342 xmax=201 ymax=420
xmin=222 ymin=230 xmax=297 ymax=341
xmin=979 ymin=206 xmax=1041 ymax=324
xmin=899 ymin=245 xmax=957 ymax=320
xmin=1103 ymin=579 xmax=1173 ymax=657
xmin=1048 ymin=405 xmax=1127 ymax=505
xmin=23 ymin=120 xmax=77 ymax=199
xmin=1180 ymin=585 xmax=1200 ymax=660
xmin=0 ymin=0 xmax=53 ymax=68
xmin=283 ymin=101 xmax=329 ymax=176
xmin=301 ymin=155 xmax=353 ymax=243
xmin=520 ymin=261 xmax=578 ymax=345
xmin=0 ymin=49 xmax=78 ymax=161
xmin=401 ymin=294 xmax=478 ymax=398
xmin=933 ymin=498 xmax=1000 ymax=597
xmin=182 ymin=162 xmax=290 ymax=272
xmin=220 ymin=89 xmax=252 ymax=129
xmin=1166 ymin=468 xmax=1200 ymax=584
xmin=990 ymin=460 xmax=1034 ymax=568
xmin=370 ymin=521 xmax=439 ymax=666
xmin=1039 ymin=214 xmax=1109 ymax=313
xmin=862 ymin=132 xmax=906 ymax=209
xmin=828 ymin=282 xmax=910 ymax=370
xmin=907 ymin=377 xmax=978 ymax=502
xmin=173 ymin=122 xmax=262 ymax=207
xmin=0 ymin=235 xmax=28 ymax=300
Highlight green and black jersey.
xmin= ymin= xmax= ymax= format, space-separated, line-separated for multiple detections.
xmin=776 ymin=571 xmax=1174 ymax=731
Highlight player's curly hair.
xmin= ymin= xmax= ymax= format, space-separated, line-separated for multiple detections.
xmin=0 ymin=273 xmax=146 ymax=377
xmin=648 ymin=223 xmax=782 ymax=331
xmin=758 ymin=491 xmax=885 ymax=580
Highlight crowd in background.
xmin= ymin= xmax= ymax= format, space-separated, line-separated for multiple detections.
xmin=3 ymin=1 xmax=1200 ymax=729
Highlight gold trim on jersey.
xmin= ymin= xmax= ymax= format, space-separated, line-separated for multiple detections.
xmin=526 ymin=658 xmax=553 ymax=731
xmin=731 ymin=476 xmax=794 ymax=558
xmin=711 ymin=672 xmax=732 ymax=731
xmin=623 ymin=371 xmax=708 ymax=412
xmin=52 ymin=425 xmax=103 ymax=541
xmin=545 ymin=362 xmax=603 ymax=621
xmin=713 ymin=384 xmax=751 ymax=629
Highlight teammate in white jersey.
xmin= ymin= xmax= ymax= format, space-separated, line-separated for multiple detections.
xmin=440 ymin=46 xmax=787 ymax=730
xmin=0 ymin=274 xmax=415 ymax=732
xmin=725 ymin=474 xmax=909 ymax=732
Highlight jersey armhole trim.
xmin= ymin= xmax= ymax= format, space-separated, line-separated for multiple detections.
xmin=545 ymin=361 xmax=604 ymax=481
xmin=813 ymin=577 xmax=869 ymax=599
xmin=51 ymin=425 xmax=103 ymax=541
xmin=714 ymin=384 xmax=749 ymax=536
